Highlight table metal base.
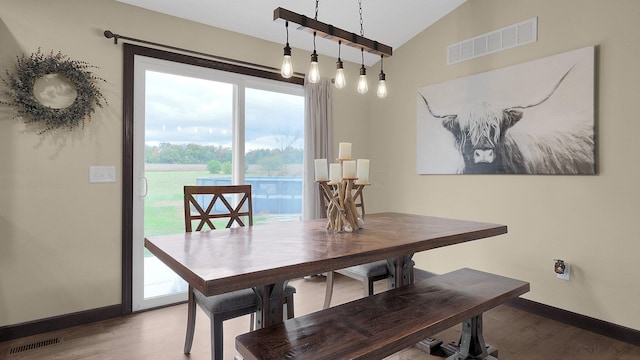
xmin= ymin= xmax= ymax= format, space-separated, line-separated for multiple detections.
xmin=416 ymin=315 xmax=499 ymax=360
xmin=253 ymin=281 xmax=288 ymax=329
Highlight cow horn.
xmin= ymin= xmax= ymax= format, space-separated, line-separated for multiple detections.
xmin=418 ymin=93 xmax=452 ymax=119
xmin=510 ymin=65 xmax=575 ymax=110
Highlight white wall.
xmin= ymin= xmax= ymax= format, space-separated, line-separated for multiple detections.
xmin=367 ymin=0 xmax=640 ymax=331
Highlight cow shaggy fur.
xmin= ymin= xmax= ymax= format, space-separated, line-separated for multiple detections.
xmin=420 ymin=66 xmax=595 ymax=175
xmin=503 ymin=114 xmax=594 ymax=174
xmin=420 ymin=96 xmax=595 ymax=175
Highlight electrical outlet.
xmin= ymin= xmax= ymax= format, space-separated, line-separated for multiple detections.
xmin=89 ymin=166 xmax=116 ymax=183
xmin=556 ymin=263 xmax=571 ymax=281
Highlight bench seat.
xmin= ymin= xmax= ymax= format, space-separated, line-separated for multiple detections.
xmin=236 ymin=268 xmax=529 ymax=360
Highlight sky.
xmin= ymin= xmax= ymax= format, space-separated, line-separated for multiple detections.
xmin=144 ymin=71 xmax=304 ymax=151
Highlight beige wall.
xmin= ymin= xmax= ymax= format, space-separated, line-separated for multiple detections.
xmin=368 ymin=0 xmax=640 ymax=330
xmin=0 ymin=0 xmax=367 ymax=327
xmin=1 ymin=0 xmax=638 ymax=333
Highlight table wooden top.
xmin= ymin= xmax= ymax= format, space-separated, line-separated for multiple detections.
xmin=144 ymin=212 xmax=507 ymax=297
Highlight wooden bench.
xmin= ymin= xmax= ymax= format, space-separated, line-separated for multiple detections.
xmin=235 ymin=268 xmax=529 ymax=360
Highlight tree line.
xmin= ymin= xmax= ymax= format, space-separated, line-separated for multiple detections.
xmin=145 ymin=143 xmax=303 ymax=167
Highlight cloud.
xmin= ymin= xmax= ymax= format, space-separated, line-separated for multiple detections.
xmin=144 ymin=71 xmax=304 ymax=149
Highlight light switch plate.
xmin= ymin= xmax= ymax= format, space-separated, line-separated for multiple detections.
xmin=89 ymin=166 xmax=116 ymax=183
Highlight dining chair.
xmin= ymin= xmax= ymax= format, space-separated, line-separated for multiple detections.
xmin=182 ymin=185 xmax=296 ymax=360
xmin=319 ymin=184 xmax=390 ymax=308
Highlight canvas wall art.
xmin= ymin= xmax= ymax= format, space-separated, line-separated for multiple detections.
xmin=416 ymin=46 xmax=596 ymax=175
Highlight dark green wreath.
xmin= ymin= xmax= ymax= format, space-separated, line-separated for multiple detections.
xmin=1 ymin=49 xmax=106 ymax=132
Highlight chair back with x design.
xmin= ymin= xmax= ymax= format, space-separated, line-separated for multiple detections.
xmin=182 ymin=184 xmax=284 ymax=360
xmin=184 ymin=185 xmax=253 ymax=232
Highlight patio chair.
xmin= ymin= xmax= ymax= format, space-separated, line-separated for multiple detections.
xmin=182 ymin=185 xmax=296 ymax=360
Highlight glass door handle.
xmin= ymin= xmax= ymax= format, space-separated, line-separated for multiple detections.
xmin=139 ymin=176 xmax=148 ymax=197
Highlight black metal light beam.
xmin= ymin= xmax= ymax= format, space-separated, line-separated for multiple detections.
xmin=273 ymin=7 xmax=393 ymax=58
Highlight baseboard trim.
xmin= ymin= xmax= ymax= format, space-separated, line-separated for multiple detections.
xmin=414 ymin=268 xmax=639 ymax=347
xmin=2 ymin=277 xmax=639 ymax=348
xmin=506 ymin=297 xmax=640 ymax=347
xmin=0 ymin=304 xmax=122 ymax=342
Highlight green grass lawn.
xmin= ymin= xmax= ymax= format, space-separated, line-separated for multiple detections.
xmin=144 ymin=170 xmax=210 ymax=237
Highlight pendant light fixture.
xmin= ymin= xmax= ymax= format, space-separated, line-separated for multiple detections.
xmin=356 ymin=1 xmax=368 ymax=95
xmin=306 ymin=0 xmax=321 ymax=84
xmin=357 ymin=48 xmax=368 ymax=94
xmin=308 ymin=32 xmax=320 ymax=83
xmin=377 ymin=55 xmax=388 ymax=98
xmin=280 ymin=21 xmax=293 ymax=78
xmin=273 ymin=0 xmax=393 ymax=96
xmin=334 ymin=41 xmax=346 ymax=89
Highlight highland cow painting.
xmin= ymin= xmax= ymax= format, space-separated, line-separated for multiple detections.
xmin=416 ymin=46 xmax=595 ymax=175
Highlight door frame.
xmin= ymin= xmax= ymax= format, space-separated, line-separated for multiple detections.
xmin=121 ymin=44 xmax=303 ymax=314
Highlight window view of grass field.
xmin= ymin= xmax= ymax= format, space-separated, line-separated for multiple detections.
xmin=143 ymin=162 xmax=304 ymax=257
xmin=144 ymin=168 xmax=202 ymax=238
xmin=140 ymin=68 xmax=305 ymax=302
xmin=142 ymin=162 xmax=304 ymax=298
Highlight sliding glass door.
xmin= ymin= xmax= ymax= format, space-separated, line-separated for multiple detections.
xmin=131 ymin=55 xmax=304 ymax=311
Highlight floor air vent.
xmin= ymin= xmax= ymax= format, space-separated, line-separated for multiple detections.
xmin=9 ymin=337 xmax=60 ymax=354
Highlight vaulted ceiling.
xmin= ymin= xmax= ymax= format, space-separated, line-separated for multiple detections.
xmin=115 ymin=0 xmax=467 ymax=66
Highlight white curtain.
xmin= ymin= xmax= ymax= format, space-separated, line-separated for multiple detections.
xmin=303 ymin=78 xmax=333 ymax=220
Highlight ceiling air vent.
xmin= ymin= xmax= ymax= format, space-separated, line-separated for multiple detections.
xmin=448 ymin=17 xmax=537 ymax=65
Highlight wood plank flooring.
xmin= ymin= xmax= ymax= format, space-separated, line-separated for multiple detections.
xmin=2 ymin=273 xmax=639 ymax=359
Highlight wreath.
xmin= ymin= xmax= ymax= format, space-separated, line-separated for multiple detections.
xmin=1 ymin=49 xmax=106 ymax=133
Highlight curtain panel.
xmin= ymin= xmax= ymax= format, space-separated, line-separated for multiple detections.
xmin=303 ymin=78 xmax=333 ymax=220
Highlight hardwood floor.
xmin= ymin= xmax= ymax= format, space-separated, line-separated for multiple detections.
xmin=2 ymin=273 xmax=639 ymax=359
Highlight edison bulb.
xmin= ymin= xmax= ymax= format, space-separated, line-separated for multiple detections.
xmin=281 ymin=54 xmax=293 ymax=78
xmin=335 ymin=67 xmax=346 ymax=89
xmin=308 ymin=60 xmax=320 ymax=83
xmin=377 ymin=76 xmax=387 ymax=98
xmin=307 ymin=51 xmax=320 ymax=84
xmin=357 ymin=65 xmax=368 ymax=94
xmin=357 ymin=74 xmax=368 ymax=94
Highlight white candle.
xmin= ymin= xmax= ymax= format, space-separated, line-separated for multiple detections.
xmin=343 ymin=160 xmax=357 ymax=179
xmin=356 ymin=159 xmax=369 ymax=184
xmin=338 ymin=142 xmax=352 ymax=160
xmin=329 ymin=163 xmax=341 ymax=183
xmin=314 ymin=159 xmax=328 ymax=181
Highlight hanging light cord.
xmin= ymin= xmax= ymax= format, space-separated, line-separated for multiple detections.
xmin=312 ymin=0 xmax=319 ymax=52
xmin=359 ymin=0 xmax=364 ymax=37
xmin=359 ymin=0 xmax=366 ymax=70
xmin=338 ymin=40 xmax=342 ymax=60
xmin=285 ymin=21 xmax=289 ymax=44
xmin=313 ymin=31 xmax=317 ymax=52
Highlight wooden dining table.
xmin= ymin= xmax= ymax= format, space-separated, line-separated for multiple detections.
xmin=144 ymin=212 xmax=507 ymax=329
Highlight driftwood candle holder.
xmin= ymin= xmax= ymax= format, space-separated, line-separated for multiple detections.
xmin=318 ymin=179 xmax=367 ymax=232
xmin=315 ymin=144 xmax=370 ymax=232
